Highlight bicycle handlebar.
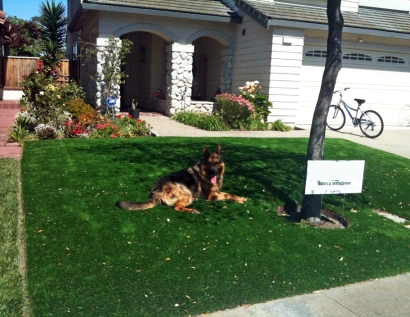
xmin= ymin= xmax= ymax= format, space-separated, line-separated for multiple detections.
xmin=333 ymin=87 xmax=350 ymax=94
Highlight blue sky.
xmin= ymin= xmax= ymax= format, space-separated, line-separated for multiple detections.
xmin=4 ymin=0 xmax=48 ymax=20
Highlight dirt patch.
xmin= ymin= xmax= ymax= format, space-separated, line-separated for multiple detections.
xmin=277 ymin=205 xmax=350 ymax=229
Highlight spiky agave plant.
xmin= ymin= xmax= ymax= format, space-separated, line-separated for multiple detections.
xmin=38 ymin=0 xmax=67 ymax=69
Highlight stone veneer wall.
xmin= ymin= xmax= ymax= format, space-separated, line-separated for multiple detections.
xmin=166 ymin=44 xmax=194 ymax=115
xmin=220 ymin=55 xmax=234 ymax=93
xmin=93 ymin=38 xmax=121 ymax=114
xmin=187 ymin=101 xmax=221 ymax=114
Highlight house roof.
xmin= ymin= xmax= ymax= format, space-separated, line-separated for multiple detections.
xmin=234 ymin=0 xmax=410 ymax=35
xmin=83 ymin=0 xmax=241 ymax=20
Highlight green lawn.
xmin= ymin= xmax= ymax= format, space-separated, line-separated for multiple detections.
xmin=21 ymin=137 xmax=410 ymax=316
xmin=0 ymin=159 xmax=25 ymax=317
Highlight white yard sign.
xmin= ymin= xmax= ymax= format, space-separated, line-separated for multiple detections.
xmin=305 ymin=160 xmax=365 ymax=195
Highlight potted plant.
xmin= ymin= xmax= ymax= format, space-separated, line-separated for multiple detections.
xmin=129 ymin=99 xmax=140 ymax=119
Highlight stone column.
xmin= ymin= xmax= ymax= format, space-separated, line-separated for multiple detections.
xmin=94 ymin=37 xmax=121 ymax=114
xmin=220 ymin=48 xmax=234 ymax=93
xmin=166 ymin=43 xmax=194 ymax=115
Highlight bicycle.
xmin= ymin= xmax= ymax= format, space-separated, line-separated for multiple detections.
xmin=326 ymin=87 xmax=384 ymax=138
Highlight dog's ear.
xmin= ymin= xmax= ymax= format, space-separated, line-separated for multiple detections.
xmin=203 ymin=147 xmax=210 ymax=158
xmin=216 ymin=145 xmax=222 ymax=155
xmin=216 ymin=145 xmax=223 ymax=161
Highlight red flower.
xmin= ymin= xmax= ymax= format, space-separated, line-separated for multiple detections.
xmin=137 ymin=118 xmax=142 ymax=123
xmin=117 ymin=114 xmax=122 ymax=119
xmin=128 ymin=114 xmax=132 ymax=119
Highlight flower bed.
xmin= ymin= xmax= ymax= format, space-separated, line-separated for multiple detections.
xmin=9 ymin=60 xmax=152 ymax=145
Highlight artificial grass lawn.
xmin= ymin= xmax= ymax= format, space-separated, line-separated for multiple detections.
xmin=22 ymin=137 xmax=410 ymax=316
xmin=0 ymin=159 xmax=24 ymax=316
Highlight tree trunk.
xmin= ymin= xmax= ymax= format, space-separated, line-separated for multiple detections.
xmin=300 ymin=0 xmax=344 ymax=223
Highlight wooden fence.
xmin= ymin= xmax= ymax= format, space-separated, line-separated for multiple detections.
xmin=0 ymin=57 xmax=76 ymax=89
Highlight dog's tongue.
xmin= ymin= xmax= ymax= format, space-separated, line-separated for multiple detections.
xmin=211 ymin=176 xmax=217 ymax=184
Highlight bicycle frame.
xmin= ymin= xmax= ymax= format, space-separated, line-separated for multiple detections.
xmin=334 ymin=91 xmax=363 ymax=125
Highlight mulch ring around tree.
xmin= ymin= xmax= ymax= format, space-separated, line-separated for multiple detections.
xmin=277 ymin=205 xmax=350 ymax=229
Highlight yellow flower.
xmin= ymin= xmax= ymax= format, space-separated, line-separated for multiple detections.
xmin=47 ymin=84 xmax=56 ymax=92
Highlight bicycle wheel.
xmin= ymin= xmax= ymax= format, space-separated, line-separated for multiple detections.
xmin=359 ymin=110 xmax=384 ymax=138
xmin=326 ymin=105 xmax=345 ymax=131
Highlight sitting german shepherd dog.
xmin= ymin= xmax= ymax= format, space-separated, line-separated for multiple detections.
xmin=116 ymin=145 xmax=247 ymax=214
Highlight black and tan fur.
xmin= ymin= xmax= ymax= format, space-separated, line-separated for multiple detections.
xmin=116 ymin=145 xmax=246 ymax=214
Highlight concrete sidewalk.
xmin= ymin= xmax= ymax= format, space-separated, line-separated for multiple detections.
xmin=138 ymin=114 xmax=410 ymax=317
xmin=200 ymin=273 xmax=410 ymax=317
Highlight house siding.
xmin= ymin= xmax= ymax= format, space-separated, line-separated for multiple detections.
xmin=232 ymin=15 xmax=273 ymax=98
xmin=268 ymin=28 xmax=304 ymax=124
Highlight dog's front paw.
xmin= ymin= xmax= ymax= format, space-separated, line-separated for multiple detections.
xmin=236 ymin=196 xmax=247 ymax=204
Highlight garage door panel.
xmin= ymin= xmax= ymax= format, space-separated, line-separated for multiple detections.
xmin=298 ymin=54 xmax=410 ymax=127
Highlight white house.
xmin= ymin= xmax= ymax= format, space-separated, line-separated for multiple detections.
xmin=67 ymin=0 xmax=410 ymax=127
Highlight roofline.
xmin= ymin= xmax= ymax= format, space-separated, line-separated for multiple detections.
xmin=68 ymin=2 xmax=242 ymax=31
xmin=233 ymin=0 xmax=410 ymax=39
xmin=233 ymin=0 xmax=270 ymax=29
xmin=267 ymin=19 xmax=410 ymax=40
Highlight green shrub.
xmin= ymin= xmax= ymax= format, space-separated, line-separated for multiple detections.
xmin=8 ymin=115 xmax=32 ymax=145
xmin=65 ymin=98 xmax=96 ymax=120
xmin=34 ymin=124 xmax=58 ymax=140
xmin=271 ymin=119 xmax=293 ymax=132
xmin=172 ymin=111 xmax=229 ymax=131
xmin=214 ymin=93 xmax=255 ymax=129
xmin=239 ymin=81 xmax=272 ymax=123
xmin=115 ymin=114 xmax=153 ymax=137
xmin=20 ymin=61 xmax=85 ymax=129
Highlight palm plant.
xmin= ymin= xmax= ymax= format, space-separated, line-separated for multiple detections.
xmin=38 ymin=0 xmax=67 ymax=68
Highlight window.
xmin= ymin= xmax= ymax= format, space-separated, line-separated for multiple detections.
xmin=305 ymin=50 xmax=327 ymax=58
xmin=343 ymin=53 xmax=372 ymax=61
xmin=377 ymin=56 xmax=405 ymax=64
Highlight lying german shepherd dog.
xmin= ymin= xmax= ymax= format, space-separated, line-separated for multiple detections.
xmin=116 ymin=145 xmax=246 ymax=214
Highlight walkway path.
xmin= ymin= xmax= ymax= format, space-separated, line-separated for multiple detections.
xmin=0 ymin=100 xmax=22 ymax=159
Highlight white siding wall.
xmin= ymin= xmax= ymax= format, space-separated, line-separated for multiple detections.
xmin=341 ymin=0 xmax=359 ymax=12
xmin=232 ymin=15 xmax=273 ymax=98
xmin=268 ymin=29 xmax=304 ymax=125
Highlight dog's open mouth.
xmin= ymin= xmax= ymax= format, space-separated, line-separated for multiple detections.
xmin=211 ymin=176 xmax=217 ymax=184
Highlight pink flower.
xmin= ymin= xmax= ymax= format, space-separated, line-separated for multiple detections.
xmin=96 ymin=123 xmax=103 ymax=130
xmin=110 ymin=134 xmax=116 ymax=138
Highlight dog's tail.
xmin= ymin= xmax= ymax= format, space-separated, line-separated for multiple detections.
xmin=116 ymin=198 xmax=157 ymax=210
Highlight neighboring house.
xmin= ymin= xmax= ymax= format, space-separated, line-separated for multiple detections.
xmin=67 ymin=0 xmax=410 ymax=127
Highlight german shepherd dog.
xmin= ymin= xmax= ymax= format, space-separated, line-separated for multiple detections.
xmin=116 ymin=145 xmax=247 ymax=214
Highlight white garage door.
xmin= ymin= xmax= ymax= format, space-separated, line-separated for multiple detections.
xmin=297 ymin=46 xmax=410 ymax=128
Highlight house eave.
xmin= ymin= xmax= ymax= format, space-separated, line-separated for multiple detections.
xmin=266 ymin=19 xmax=410 ymax=40
xmin=69 ymin=2 xmax=242 ymax=31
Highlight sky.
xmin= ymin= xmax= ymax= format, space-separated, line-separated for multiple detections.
xmin=3 ymin=0 xmax=47 ymax=20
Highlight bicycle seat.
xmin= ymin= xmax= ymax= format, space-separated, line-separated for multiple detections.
xmin=354 ymin=98 xmax=366 ymax=105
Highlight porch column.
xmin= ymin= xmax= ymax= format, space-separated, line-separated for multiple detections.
xmin=166 ymin=43 xmax=194 ymax=115
xmin=94 ymin=37 xmax=121 ymax=114
xmin=220 ymin=48 xmax=234 ymax=93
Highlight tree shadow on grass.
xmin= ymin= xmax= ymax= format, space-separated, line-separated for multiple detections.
xmin=70 ymin=137 xmax=372 ymax=222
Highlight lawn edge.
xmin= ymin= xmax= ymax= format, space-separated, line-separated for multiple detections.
xmin=17 ymin=159 xmax=33 ymax=317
